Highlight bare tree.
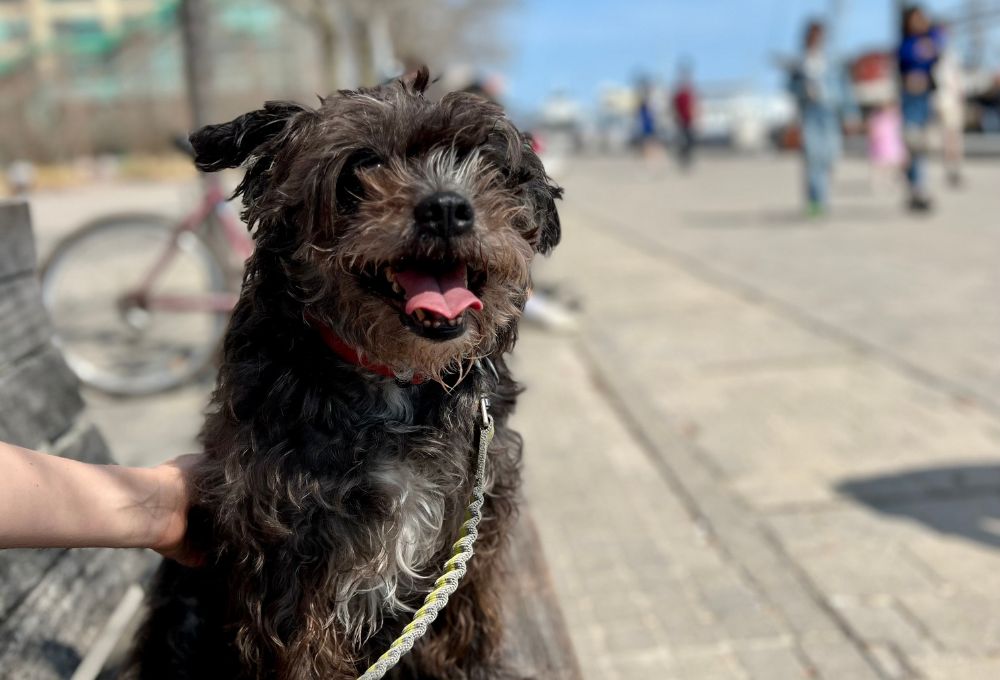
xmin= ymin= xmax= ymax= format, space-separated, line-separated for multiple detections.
xmin=387 ymin=0 xmax=514 ymax=72
xmin=275 ymin=0 xmax=515 ymax=92
xmin=179 ymin=0 xmax=214 ymax=128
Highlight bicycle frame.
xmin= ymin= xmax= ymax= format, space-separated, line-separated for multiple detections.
xmin=130 ymin=178 xmax=250 ymax=314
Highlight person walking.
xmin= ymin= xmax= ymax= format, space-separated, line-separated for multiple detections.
xmin=935 ymin=22 xmax=965 ymax=188
xmin=898 ymin=5 xmax=943 ymax=211
xmin=789 ymin=21 xmax=841 ymax=217
xmin=635 ymin=77 xmax=661 ymax=161
xmin=867 ymin=99 xmax=907 ymax=191
xmin=671 ymin=64 xmax=698 ymax=169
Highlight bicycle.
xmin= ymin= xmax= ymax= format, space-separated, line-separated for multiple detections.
xmin=41 ymin=143 xmax=252 ymax=396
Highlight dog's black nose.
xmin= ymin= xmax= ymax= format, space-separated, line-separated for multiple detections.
xmin=414 ymin=192 xmax=474 ymax=238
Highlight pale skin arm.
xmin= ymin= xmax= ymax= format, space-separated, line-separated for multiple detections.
xmin=0 ymin=441 xmax=201 ymax=566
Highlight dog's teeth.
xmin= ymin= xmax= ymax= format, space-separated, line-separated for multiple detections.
xmin=447 ymin=318 xmax=458 ymax=327
xmin=392 ymin=282 xmax=402 ymax=294
xmin=432 ymin=320 xmax=442 ymax=328
xmin=422 ymin=320 xmax=432 ymax=328
xmin=414 ymin=309 xmax=426 ymax=321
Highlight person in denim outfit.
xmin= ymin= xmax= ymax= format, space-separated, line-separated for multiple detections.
xmin=790 ymin=21 xmax=841 ymax=217
xmin=898 ymin=5 xmax=943 ymax=211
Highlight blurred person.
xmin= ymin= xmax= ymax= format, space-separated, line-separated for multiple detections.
xmin=867 ymin=100 xmax=907 ymax=191
xmin=898 ymin=5 xmax=943 ymax=211
xmin=934 ymin=24 xmax=965 ymax=188
xmin=635 ymin=77 xmax=662 ymax=160
xmin=788 ymin=20 xmax=841 ymax=217
xmin=671 ymin=63 xmax=698 ymax=169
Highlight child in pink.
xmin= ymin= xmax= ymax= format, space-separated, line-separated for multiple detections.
xmin=868 ymin=103 xmax=907 ymax=183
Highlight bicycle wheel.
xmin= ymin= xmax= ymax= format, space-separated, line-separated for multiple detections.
xmin=41 ymin=213 xmax=230 ymax=396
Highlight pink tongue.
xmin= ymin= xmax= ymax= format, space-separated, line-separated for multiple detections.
xmin=395 ymin=264 xmax=483 ymax=320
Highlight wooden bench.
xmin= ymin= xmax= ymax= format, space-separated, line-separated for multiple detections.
xmin=0 ymin=199 xmax=581 ymax=679
xmin=0 ymin=201 xmax=157 ymax=679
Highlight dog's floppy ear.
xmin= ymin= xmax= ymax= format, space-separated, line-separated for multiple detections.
xmin=189 ymin=101 xmax=308 ymax=172
xmin=514 ymin=131 xmax=562 ymax=255
xmin=535 ymin=182 xmax=563 ymax=255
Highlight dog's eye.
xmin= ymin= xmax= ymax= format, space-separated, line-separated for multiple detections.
xmin=336 ymin=150 xmax=383 ymax=213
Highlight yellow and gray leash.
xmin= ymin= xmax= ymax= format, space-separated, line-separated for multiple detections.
xmin=358 ymin=391 xmax=495 ymax=680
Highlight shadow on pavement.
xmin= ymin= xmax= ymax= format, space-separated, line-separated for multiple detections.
xmin=838 ymin=464 xmax=1000 ymax=550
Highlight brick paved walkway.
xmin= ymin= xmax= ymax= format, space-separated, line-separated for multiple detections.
xmin=514 ymin=156 xmax=1000 ymax=679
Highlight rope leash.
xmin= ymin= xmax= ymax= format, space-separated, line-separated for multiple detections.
xmin=358 ymin=396 xmax=495 ymax=680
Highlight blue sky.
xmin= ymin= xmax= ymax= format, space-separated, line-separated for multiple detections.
xmin=502 ymin=0 xmax=970 ymax=112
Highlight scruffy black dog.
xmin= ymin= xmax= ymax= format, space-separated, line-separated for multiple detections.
xmin=121 ymin=69 xmax=561 ymax=680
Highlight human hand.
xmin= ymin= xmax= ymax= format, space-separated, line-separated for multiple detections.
xmin=147 ymin=454 xmax=204 ymax=567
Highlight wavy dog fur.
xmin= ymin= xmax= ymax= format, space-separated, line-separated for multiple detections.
xmin=121 ymin=69 xmax=561 ymax=680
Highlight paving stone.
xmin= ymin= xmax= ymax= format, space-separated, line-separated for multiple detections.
xmin=830 ymin=599 xmax=934 ymax=658
xmin=911 ymin=653 xmax=1000 ymax=680
xmin=652 ymin=588 xmax=729 ymax=651
xmin=606 ymin=648 xmax=677 ymax=680
xmin=797 ymin=631 xmax=883 ymax=680
xmin=901 ymin=591 xmax=1000 ymax=655
xmin=766 ymin=508 xmax=943 ymax=597
xmin=690 ymin=568 xmax=789 ymax=642
xmin=601 ymin=616 xmax=666 ymax=655
xmin=733 ymin=643 xmax=813 ymax=680
xmin=866 ymin=644 xmax=910 ymax=680
xmin=673 ymin=648 xmax=749 ymax=680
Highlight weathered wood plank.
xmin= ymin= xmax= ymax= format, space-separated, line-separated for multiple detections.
xmin=500 ymin=512 xmax=583 ymax=680
xmin=0 ymin=201 xmax=35 ymax=281
xmin=49 ymin=422 xmax=114 ymax=466
xmin=0 ymin=206 xmax=160 ymax=679
xmin=0 ymin=346 xmax=83 ymax=449
xmin=0 ymin=275 xmax=51 ymax=369
xmin=0 ymin=548 xmax=157 ymax=680
xmin=0 ymin=549 xmax=65 ymax=622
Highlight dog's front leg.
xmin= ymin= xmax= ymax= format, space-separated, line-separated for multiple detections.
xmin=406 ymin=493 xmax=525 ymax=680
xmin=230 ymin=546 xmax=360 ymax=680
xmin=401 ymin=427 xmax=528 ymax=680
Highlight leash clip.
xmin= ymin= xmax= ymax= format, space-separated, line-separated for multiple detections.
xmin=479 ymin=396 xmax=492 ymax=429
xmin=474 ymin=357 xmax=497 ymax=430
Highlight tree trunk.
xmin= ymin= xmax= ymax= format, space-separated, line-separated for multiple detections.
xmin=179 ymin=0 xmax=213 ymax=129
xmin=355 ymin=16 xmax=376 ymax=87
xmin=318 ymin=22 xmax=340 ymax=94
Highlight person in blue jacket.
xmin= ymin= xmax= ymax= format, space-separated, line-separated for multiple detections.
xmin=898 ymin=5 xmax=943 ymax=211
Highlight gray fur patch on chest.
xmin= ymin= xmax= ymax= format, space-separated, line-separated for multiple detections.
xmin=338 ymin=461 xmax=446 ymax=643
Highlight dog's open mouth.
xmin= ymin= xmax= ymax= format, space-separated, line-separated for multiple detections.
xmin=362 ymin=262 xmax=486 ymax=341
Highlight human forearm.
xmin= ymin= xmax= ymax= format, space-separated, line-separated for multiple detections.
xmin=0 ymin=441 xmax=187 ymax=552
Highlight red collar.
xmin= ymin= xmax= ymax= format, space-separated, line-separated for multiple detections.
xmin=308 ymin=316 xmax=425 ymax=384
